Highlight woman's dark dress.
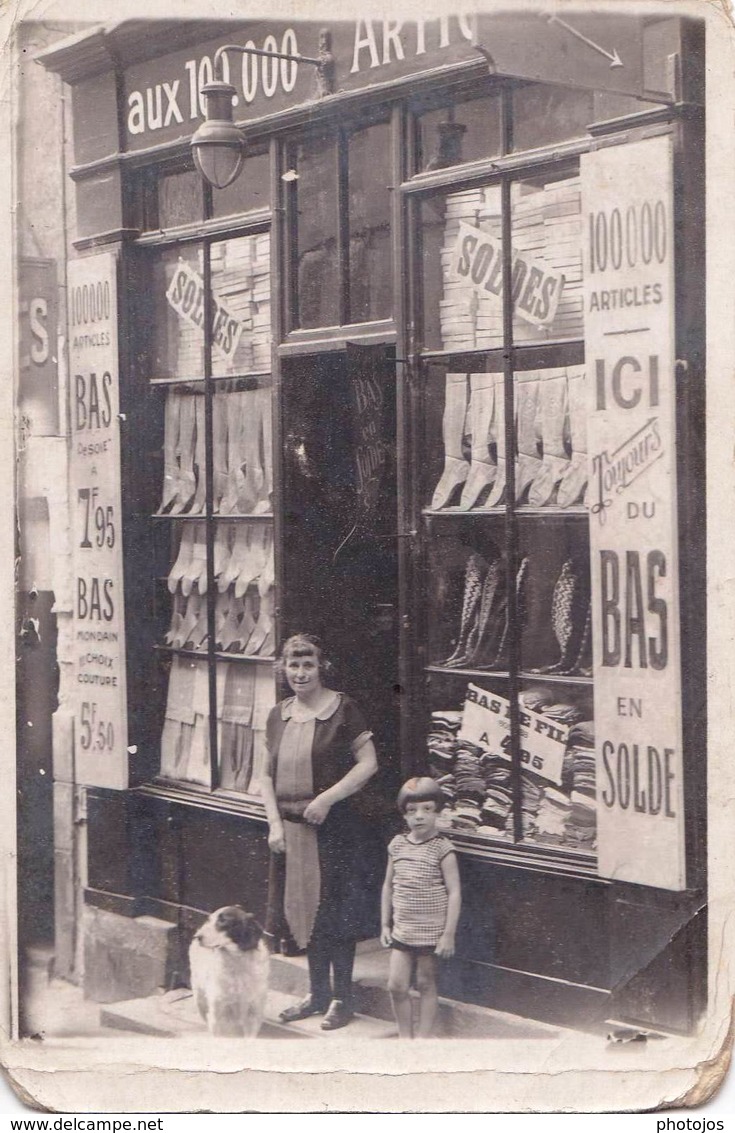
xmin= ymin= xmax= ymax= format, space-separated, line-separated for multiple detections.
xmin=265 ymin=692 xmax=380 ymax=947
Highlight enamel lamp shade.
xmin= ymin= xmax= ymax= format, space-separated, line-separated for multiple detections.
xmin=191 ymin=80 xmax=245 ymax=190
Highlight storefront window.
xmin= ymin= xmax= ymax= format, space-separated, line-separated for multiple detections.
xmin=347 ymin=120 xmax=392 ymax=322
xmin=511 ymin=83 xmax=593 ymax=152
xmin=419 ymin=183 xmax=503 ymax=352
xmin=147 ymin=232 xmax=276 ymax=796
xmin=511 ymin=170 xmax=583 ymax=344
xmin=149 ymin=245 xmax=205 ymax=380
xmin=157 ymin=168 xmax=204 ymax=230
xmin=211 ymin=149 xmax=271 ymax=219
xmin=415 ymin=158 xmax=594 ymax=858
xmin=416 ymin=91 xmax=503 ymax=172
xmin=292 ymin=130 xmax=340 ymax=328
xmin=289 ymin=117 xmax=393 ymax=330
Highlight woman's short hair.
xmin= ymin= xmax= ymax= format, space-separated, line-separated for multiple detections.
xmin=275 ymin=633 xmax=334 ymax=680
xmin=396 ymin=776 xmax=445 ymax=813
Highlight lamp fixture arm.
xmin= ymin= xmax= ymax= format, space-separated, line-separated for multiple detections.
xmin=213 ymin=29 xmax=335 ymax=95
xmin=214 ymin=43 xmax=322 ymax=73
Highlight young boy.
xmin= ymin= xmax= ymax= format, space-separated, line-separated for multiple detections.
xmin=381 ymin=777 xmax=461 ymax=1038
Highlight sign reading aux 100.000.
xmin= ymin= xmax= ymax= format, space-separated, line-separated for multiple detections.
xmin=68 ymin=253 xmax=129 ymax=791
xmin=582 ymin=136 xmax=685 ymax=891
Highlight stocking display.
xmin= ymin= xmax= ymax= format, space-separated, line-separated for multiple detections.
xmin=459 ymin=373 xmax=499 ymax=509
xmin=513 ymin=373 xmax=542 ymax=503
xmin=532 ymin=557 xmax=592 ymax=676
xmin=528 ymin=369 xmax=570 ymax=507
xmin=556 ymin=366 xmax=589 ymax=508
xmin=431 ymin=372 xmax=470 ymax=508
xmin=424 ymin=697 xmax=596 ymax=850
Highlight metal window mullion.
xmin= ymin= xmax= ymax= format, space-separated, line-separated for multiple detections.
xmin=338 ymin=128 xmax=351 ymax=326
xmin=202 ymin=239 xmax=219 ymax=790
xmin=500 ymin=176 xmax=522 ymax=845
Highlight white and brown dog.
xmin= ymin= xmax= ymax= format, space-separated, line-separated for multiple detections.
xmin=189 ymin=906 xmax=269 ymax=1037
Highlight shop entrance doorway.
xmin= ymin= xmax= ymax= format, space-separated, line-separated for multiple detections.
xmin=281 ymin=346 xmax=401 ymax=811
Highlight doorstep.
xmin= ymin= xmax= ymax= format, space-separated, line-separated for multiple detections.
xmin=100 ymin=986 xmax=396 ymax=1040
xmin=270 ymin=939 xmax=567 ymax=1041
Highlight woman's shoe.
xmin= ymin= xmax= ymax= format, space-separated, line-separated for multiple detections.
xmin=320 ymin=999 xmax=354 ymax=1031
xmin=278 ymin=997 xmax=328 ymax=1023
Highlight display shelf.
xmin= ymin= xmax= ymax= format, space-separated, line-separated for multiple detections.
xmin=151 ymin=512 xmax=274 ymax=521
xmin=426 ymin=664 xmax=592 ymax=686
xmin=154 ymin=644 xmax=275 ymax=664
xmin=148 ymin=370 xmax=272 ymax=387
xmin=423 ymin=506 xmax=588 ymax=518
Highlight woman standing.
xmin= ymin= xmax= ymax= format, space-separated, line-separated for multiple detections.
xmin=259 ymin=633 xmax=379 ymax=1030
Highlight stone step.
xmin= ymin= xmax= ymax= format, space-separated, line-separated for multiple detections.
xmin=270 ymin=941 xmax=564 ymax=1040
xmin=101 ymin=986 xmax=396 ymax=1041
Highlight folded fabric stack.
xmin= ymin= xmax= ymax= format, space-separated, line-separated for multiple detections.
xmin=210 ymin=234 xmax=272 ymax=375
xmin=535 ymin=786 xmax=573 ymax=842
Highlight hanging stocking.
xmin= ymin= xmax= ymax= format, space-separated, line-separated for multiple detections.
xmin=484 ymin=373 xmax=507 ymax=507
xmin=235 ymin=523 xmax=268 ymax=599
xmin=528 ymin=370 xmax=570 ymax=507
xmin=189 ymin=394 xmax=207 ymax=515
xmin=157 ymin=391 xmax=182 ymax=515
xmin=514 ymin=372 xmax=542 ymax=503
xmin=218 ymin=525 xmax=250 ymax=593
xmin=220 ymin=392 xmax=245 ymax=515
xmin=481 ymin=556 xmax=529 ymax=670
xmin=212 ymin=392 xmax=229 ymax=513
xmin=168 ymin=394 xmax=197 ymax=515
xmin=164 ymin=591 xmax=185 ymax=647
xmin=459 ymin=374 xmax=498 ymax=510
xmin=182 ymin=522 xmax=208 ymax=596
xmin=442 ymin=552 xmax=488 ymax=666
xmin=534 ymin=558 xmax=591 ymax=674
xmin=556 ymin=366 xmax=589 ymax=508
xmin=236 ymin=389 xmax=266 ymax=514
xmin=168 ymin=525 xmax=195 ymax=593
xmin=431 ymin=373 xmax=470 ymax=509
xmin=253 ymin=389 xmax=274 ymax=515
xmin=468 ymin=556 xmax=507 ymax=666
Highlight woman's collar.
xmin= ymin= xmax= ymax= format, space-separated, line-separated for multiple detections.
xmin=281 ymin=691 xmax=342 ymax=721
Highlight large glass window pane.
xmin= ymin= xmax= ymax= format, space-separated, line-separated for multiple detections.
xmin=294 ymin=132 xmax=339 ymax=328
xmin=511 ymin=170 xmax=583 ymax=345
xmin=211 ymin=149 xmax=271 ymax=219
xmin=149 ymin=245 xmax=205 ymax=379
xmin=210 ymin=234 xmax=272 ymax=377
xmin=216 ymin=653 xmax=275 ymax=797
xmin=420 ymin=183 xmax=503 ymax=352
xmin=348 ymin=120 xmax=392 ymax=322
xmin=512 ymin=84 xmax=593 ymax=152
xmin=158 ymin=169 xmax=204 ymax=229
xmin=417 ymin=92 xmax=502 ymax=172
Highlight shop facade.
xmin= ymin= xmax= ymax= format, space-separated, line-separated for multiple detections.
xmin=37 ymin=10 xmax=706 ymax=1034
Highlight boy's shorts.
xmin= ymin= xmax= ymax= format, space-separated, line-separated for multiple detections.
xmin=390 ymin=937 xmax=437 ymax=957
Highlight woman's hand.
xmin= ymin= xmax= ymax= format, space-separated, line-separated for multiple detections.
xmin=435 ymin=933 xmax=455 ymax=959
xmin=380 ymin=926 xmax=393 ymax=948
xmin=303 ymin=794 xmax=332 ymax=826
xmin=268 ymin=821 xmax=286 ymax=854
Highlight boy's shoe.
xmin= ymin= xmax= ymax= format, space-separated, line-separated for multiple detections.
xmin=320 ymin=999 xmax=354 ymax=1031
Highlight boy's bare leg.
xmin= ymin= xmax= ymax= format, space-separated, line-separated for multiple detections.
xmin=415 ymin=955 xmax=439 ymax=1038
xmin=387 ymin=950 xmax=413 ymax=1038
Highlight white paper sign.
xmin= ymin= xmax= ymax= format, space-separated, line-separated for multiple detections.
xmin=582 ymin=136 xmax=685 ymax=890
xmin=450 ymin=219 xmax=565 ymax=327
xmin=460 ymin=684 xmax=568 ymax=786
xmin=166 ymin=260 xmax=244 ymax=364
xmin=68 ymin=253 xmax=128 ymax=790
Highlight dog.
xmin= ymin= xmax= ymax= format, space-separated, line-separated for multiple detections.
xmin=189 ymin=906 xmax=269 ymax=1037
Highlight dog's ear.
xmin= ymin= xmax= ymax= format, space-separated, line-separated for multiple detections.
xmin=220 ymin=907 xmax=261 ymax=951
